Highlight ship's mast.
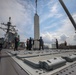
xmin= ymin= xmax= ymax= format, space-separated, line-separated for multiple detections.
xmin=1 ymin=17 xmax=16 ymax=33
xmin=34 ymin=0 xmax=40 ymax=49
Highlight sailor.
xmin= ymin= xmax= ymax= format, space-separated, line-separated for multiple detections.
xmin=0 ymin=43 xmax=3 ymax=54
xmin=56 ymin=39 xmax=58 ymax=49
xmin=38 ymin=37 xmax=44 ymax=50
xmin=26 ymin=39 xmax=29 ymax=50
xmin=29 ymin=37 xmax=32 ymax=50
xmin=14 ymin=36 xmax=19 ymax=51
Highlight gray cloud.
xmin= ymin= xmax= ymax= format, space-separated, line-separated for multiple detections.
xmin=0 ymin=0 xmax=76 ymax=46
xmin=60 ymin=34 xmax=68 ymax=42
xmin=0 ymin=0 xmax=34 ymax=41
xmin=41 ymin=13 xmax=76 ymax=45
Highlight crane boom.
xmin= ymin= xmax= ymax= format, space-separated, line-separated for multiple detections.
xmin=59 ymin=0 xmax=76 ymax=31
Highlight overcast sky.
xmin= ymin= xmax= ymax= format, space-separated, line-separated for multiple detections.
xmin=0 ymin=0 xmax=76 ymax=46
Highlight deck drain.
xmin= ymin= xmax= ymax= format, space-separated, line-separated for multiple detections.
xmin=65 ymin=74 xmax=68 ymax=75
xmin=40 ymin=69 xmax=42 ymax=71
xmin=63 ymin=70 xmax=65 ymax=72
xmin=39 ymin=73 xmax=42 ymax=75
xmin=60 ymin=71 xmax=62 ymax=74
xmin=56 ymin=74 xmax=59 ymax=75
xmin=72 ymin=70 xmax=74 ymax=72
xmin=36 ymin=71 xmax=38 ymax=73
xmin=69 ymin=72 xmax=72 ymax=74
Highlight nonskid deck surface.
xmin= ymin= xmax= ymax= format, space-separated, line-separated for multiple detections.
xmin=1 ymin=49 xmax=76 ymax=75
xmin=52 ymin=62 xmax=76 ymax=75
xmin=0 ymin=50 xmax=29 ymax=75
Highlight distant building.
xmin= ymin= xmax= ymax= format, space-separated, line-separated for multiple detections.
xmin=44 ymin=45 xmax=49 ymax=49
xmin=52 ymin=44 xmax=56 ymax=49
xmin=58 ymin=41 xmax=76 ymax=49
xmin=67 ymin=45 xmax=76 ymax=49
xmin=19 ymin=42 xmax=25 ymax=49
xmin=58 ymin=43 xmax=66 ymax=49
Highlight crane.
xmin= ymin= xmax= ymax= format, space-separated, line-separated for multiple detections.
xmin=59 ymin=0 xmax=76 ymax=33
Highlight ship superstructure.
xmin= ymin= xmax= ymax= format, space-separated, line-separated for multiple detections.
xmin=0 ymin=17 xmax=18 ymax=48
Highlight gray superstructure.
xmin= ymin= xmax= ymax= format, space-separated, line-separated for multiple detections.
xmin=0 ymin=17 xmax=18 ymax=48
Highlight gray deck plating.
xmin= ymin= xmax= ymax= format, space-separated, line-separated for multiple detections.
xmin=52 ymin=62 xmax=76 ymax=75
xmin=7 ymin=49 xmax=76 ymax=75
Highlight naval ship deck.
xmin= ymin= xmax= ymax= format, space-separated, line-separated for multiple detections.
xmin=0 ymin=49 xmax=76 ymax=75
